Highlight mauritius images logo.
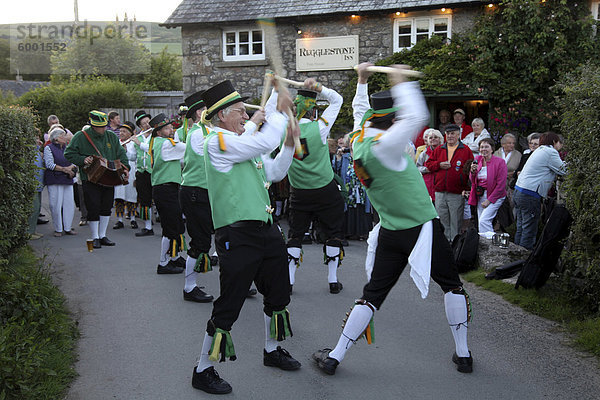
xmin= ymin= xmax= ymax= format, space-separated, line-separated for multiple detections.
xmin=9 ymin=20 xmax=152 ymax=75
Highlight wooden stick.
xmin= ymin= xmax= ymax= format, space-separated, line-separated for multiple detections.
xmin=243 ymin=103 xmax=262 ymax=110
xmin=260 ymin=71 xmax=274 ymax=108
xmin=354 ymin=65 xmax=424 ymax=78
xmin=275 ymin=76 xmax=304 ymax=88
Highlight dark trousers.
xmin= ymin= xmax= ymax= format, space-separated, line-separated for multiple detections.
xmin=363 ymin=219 xmax=463 ymax=309
xmin=287 ymin=179 xmax=345 ymax=247
xmin=179 ymin=186 xmax=213 ymax=257
xmin=211 ymin=223 xmax=290 ymax=331
xmin=135 ymin=171 xmax=152 ymax=208
xmin=152 ymin=183 xmax=184 ymax=239
xmin=82 ymin=181 xmax=114 ymax=221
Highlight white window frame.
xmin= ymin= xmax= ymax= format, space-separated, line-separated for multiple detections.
xmin=222 ymin=28 xmax=265 ymax=61
xmin=393 ymin=15 xmax=452 ymax=52
xmin=592 ymin=1 xmax=600 ymax=20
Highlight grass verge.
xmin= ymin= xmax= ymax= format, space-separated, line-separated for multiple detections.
xmin=0 ymin=246 xmax=78 ymax=399
xmin=463 ymin=269 xmax=600 ymax=358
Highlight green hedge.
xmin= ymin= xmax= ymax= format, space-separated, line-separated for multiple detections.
xmin=557 ymin=62 xmax=600 ymax=313
xmin=18 ymin=77 xmax=143 ymax=133
xmin=0 ymin=106 xmax=38 ymax=263
xmin=0 ymin=247 xmax=78 ymax=399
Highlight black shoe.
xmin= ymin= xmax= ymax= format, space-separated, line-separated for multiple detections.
xmin=135 ymin=228 xmax=154 ymax=237
xmin=264 ymin=346 xmax=301 ymax=371
xmin=92 ymin=238 xmax=102 ymax=249
xmin=452 ymin=351 xmax=473 ymax=373
xmin=100 ymin=237 xmax=115 ymax=246
xmin=329 ymin=282 xmax=343 ymax=294
xmin=155 ymin=215 xmax=161 ymax=223
xmin=113 ymin=221 xmax=124 ymax=229
xmin=174 ymin=256 xmax=186 ymax=269
xmin=341 ymin=239 xmax=349 ymax=246
xmin=130 ymin=220 xmax=138 ymax=229
xmin=183 ymin=287 xmax=214 ymax=303
xmin=302 ymin=235 xmax=313 ymax=244
xmin=157 ymin=261 xmax=184 ymax=274
xmin=247 ymin=288 xmax=257 ymax=297
xmin=37 ymin=218 xmax=49 ymax=225
xmin=312 ymin=348 xmax=339 ymax=375
xmin=210 ymin=255 xmax=219 ymax=266
xmin=191 ymin=366 xmax=232 ymax=394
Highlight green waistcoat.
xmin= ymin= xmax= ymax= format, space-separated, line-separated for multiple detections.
xmin=176 ymin=125 xmax=188 ymax=143
xmin=134 ymin=134 xmax=153 ymax=173
xmin=64 ymin=126 xmax=129 ymax=181
xmin=287 ymin=121 xmax=334 ymax=189
xmin=352 ymin=135 xmax=438 ymax=231
xmin=181 ymin=123 xmax=208 ymax=188
xmin=203 ymin=130 xmax=272 ymax=229
xmin=151 ymin=137 xmax=182 ymax=186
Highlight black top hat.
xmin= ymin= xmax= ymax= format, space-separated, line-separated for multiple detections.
xmin=296 ymin=89 xmax=317 ymax=99
xmin=134 ymin=110 xmax=152 ymax=127
xmin=184 ymin=91 xmax=206 ymax=119
xmin=201 ymin=80 xmax=248 ymax=120
xmin=369 ymin=90 xmax=397 ymax=124
xmin=149 ymin=113 xmax=172 ymax=134
xmin=120 ymin=121 xmax=136 ymax=134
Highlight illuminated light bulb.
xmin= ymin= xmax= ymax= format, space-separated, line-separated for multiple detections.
xmin=441 ymin=8 xmax=446 ymax=12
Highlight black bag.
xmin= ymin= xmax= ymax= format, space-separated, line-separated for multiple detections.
xmin=451 ymin=227 xmax=480 ymax=273
xmin=486 ymin=259 xmax=526 ymax=280
xmin=515 ymin=205 xmax=572 ymax=289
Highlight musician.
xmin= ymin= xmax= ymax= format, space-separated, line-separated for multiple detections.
xmin=134 ymin=113 xmax=186 ymax=274
xmin=133 ymin=110 xmax=154 ymax=237
xmin=64 ymin=110 xmax=130 ymax=248
xmin=191 ymin=80 xmax=300 ymax=395
xmin=265 ymin=78 xmax=345 ymax=294
xmin=177 ymin=91 xmax=214 ymax=302
xmin=113 ymin=122 xmax=138 ymax=230
xmin=312 ymin=64 xmax=473 ymax=376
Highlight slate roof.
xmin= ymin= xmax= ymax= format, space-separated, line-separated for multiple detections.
xmin=163 ymin=0 xmax=488 ymax=26
xmin=0 ymin=80 xmax=49 ymax=98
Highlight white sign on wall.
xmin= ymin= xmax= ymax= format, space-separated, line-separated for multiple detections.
xmin=296 ymin=35 xmax=359 ymax=72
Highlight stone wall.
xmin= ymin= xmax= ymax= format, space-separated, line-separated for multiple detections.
xmin=180 ymin=7 xmax=480 ymax=98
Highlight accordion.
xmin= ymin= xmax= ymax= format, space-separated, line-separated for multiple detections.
xmin=84 ymin=155 xmax=128 ymax=187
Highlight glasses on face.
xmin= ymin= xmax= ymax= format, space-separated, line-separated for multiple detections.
xmin=230 ymin=108 xmax=247 ymax=115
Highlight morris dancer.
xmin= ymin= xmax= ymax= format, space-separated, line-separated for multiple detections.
xmin=313 ymin=64 xmax=473 ymax=375
xmin=113 ymin=122 xmax=138 ymax=230
xmin=265 ymin=78 xmax=345 ymax=294
xmin=134 ymin=113 xmax=186 ymax=274
xmin=178 ymin=91 xmax=214 ymax=302
xmin=64 ymin=111 xmax=129 ymax=248
xmin=191 ymin=79 xmax=300 ymax=394
xmin=133 ymin=110 xmax=155 ymax=237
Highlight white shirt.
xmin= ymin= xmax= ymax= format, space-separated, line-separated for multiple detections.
xmin=497 ymin=147 xmax=513 ymax=164
xmin=265 ymin=86 xmax=343 ymax=145
xmin=462 ymin=129 xmax=491 ymax=155
xmin=205 ymin=112 xmax=294 ymax=182
xmin=351 ymin=82 xmax=429 ymax=172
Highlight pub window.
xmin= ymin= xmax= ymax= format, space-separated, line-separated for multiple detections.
xmin=223 ymin=29 xmax=265 ymax=61
xmin=393 ymin=16 xmax=451 ymax=51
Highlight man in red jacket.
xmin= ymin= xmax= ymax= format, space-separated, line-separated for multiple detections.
xmin=425 ymin=124 xmax=474 ymax=242
xmin=453 ymin=108 xmax=472 ymax=140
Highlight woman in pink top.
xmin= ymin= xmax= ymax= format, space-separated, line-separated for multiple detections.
xmin=468 ymin=138 xmax=507 ymax=234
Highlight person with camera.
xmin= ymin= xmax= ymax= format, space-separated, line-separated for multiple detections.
xmin=44 ymin=127 xmax=78 ymax=237
xmin=64 ymin=111 xmax=130 ymax=248
xmin=467 ymin=138 xmax=507 ymax=234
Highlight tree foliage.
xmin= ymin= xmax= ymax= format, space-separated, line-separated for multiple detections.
xmin=140 ymin=47 xmax=182 ymax=91
xmin=18 ymin=77 xmax=142 ymax=132
xmin=556 ymin=62 xmax=600 ymax=313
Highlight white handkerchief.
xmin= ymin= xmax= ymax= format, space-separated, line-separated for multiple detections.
xmin=408 ymin=220 xmax=433 ymax=299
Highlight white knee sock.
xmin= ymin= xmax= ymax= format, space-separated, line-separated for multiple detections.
xmin=185 ymin=256 xmax=198 ymax=293
xmin=326 ymin=246 xmax=340 ymax=283
xmin=329 ymin=304 xmax=374 ymax=362
xmin=144 ymin=219 xmax=152 ymax=230
xmin=196 ymin=333 xmax=214 ymax=373
xmin=287 ymin=247 xmax=301 ymax=285
xmin=89 ymin=221 xmax=99 ymax=239
xmin=117 ymin=216 xmax=123 ymax=222
xmin=159 ymin=236 xmax=170 ymax=266
xmin=264 ymin=314 xmax=278 ymax=352
xmin=444 ymin=291 xmax=470 ymax=357
xmin=99 ymin=216 xmax=110 ymax=238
